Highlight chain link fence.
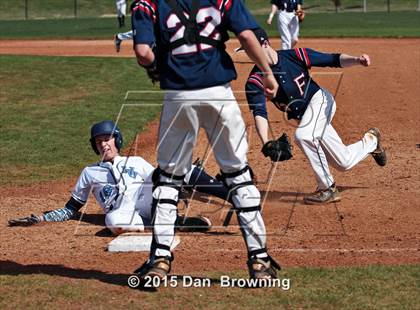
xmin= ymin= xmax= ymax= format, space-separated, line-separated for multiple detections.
xmin=1 ymin=0 xmax=419 ymax=20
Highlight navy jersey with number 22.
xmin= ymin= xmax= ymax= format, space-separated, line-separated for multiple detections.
xmin=132 ymin=0 xmax=258 ymax=90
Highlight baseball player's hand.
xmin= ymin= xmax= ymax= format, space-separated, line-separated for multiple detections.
xmin=266 ymin=17 xmax=273 ymax=25
xmin=8 ymin=214 xmax=43 ymax=227
xmin=295 ymin=9 xmax=305 ymax=22
xmin=261 ymin=133 xmax=293 ymax=162
xmin=359 ymin=54 xmax=370 ymax=67
xmin=143 ymin=59 xmax=160 ymax=84
xmin=263 ymin=73 xmax=278 ymax=99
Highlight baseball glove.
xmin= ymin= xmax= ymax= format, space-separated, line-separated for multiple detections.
xmin=296 ymin=9 xmax=305 ymax=22
xmin=8 ymin=214 xmax=41 ymax=227
xmin=261 ymin=133 xmax=293 ymax=162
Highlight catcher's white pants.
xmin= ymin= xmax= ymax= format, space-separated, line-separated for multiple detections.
xmin=152 ymin=84 xmax=267 ymax=258
xmin=295 ymin=89 xmax=378 ymax=190
xmin=116 ymin=0 xmax=126 ymax=17
xmin=277 ymin=10 xmax=299 ymax=50
xmin=157 ymin=84 xmax=248 ymax=175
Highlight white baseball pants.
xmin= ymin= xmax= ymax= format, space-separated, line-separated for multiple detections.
xmin=116 ymin=0 xmax=126 ymax=17
xmin=277 ymin=10 xmax=299 ymax=50
xmin=104 ymin=183 xmax=153 ymax=234
xmin=152 ymin=84 xmax=267 ymax=258
xmin=295 ymin=89 xmax=378 ymax=190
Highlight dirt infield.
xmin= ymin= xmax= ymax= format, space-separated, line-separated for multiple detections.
xmin=1 ymin=38 xmax=419 ymax=278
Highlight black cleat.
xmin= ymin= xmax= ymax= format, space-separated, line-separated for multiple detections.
xmin=367 ymin=127 xmax=387 ymax=166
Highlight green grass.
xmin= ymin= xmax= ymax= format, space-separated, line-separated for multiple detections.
xmin=0 ymin=55 xmax=162 ymax=185
xmin=0 ymin=265 xmax=419 ymax=309
xmin=1 ymin=12 xmax=419 ymax=40
xmin=256 ymin=11 xmax=420 ymax=37
xmin=0 ymin=0 xmax=117 ymax=20
xmin=0 ymin=17 xmax=127 ymax=39
xmin=1 ymin=0 xmax=418 ymax=20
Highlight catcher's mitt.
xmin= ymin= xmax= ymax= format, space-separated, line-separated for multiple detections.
xmin=8 ymin=214 xmax=42 ymax=227
xmin=261 ymin=133 xmax=293 ymax=162
xmin=296 ymin=9 xmax=305 ymax=22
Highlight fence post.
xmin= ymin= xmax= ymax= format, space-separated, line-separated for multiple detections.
xmin=418 ymin=0 xmax=420 ymax=11
xmin=387 ymin=0 xmax=390 ymax=13
xmin=74 ymin=0 xmax=77 ymax=18
xmin=363 ymin=0 xmax=367 ymax=12
xmin=24 ymin=0 xmax=28 ymax=19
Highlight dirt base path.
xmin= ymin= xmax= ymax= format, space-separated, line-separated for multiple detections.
xmin=1 ymin=38 xmax=419 ymax=276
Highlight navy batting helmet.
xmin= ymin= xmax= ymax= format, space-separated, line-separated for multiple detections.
xmin=90 ymin=120 xmax=123 ymax=155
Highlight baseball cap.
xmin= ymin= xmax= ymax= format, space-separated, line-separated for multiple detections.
xmin=236 ymin=27 xmax=269 ymax=52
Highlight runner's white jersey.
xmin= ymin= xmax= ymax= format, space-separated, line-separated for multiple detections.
xmin=71 ymin=156 xmax=154 ymax=220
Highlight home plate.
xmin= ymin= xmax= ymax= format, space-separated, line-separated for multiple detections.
xmin=107 ymin=233 xmax=181 ymax=252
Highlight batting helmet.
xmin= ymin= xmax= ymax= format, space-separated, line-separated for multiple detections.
xmin=90 ymin=120 xmax=123 ymax=155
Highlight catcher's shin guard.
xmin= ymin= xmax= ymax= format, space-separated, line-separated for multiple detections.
xmin=220 ymin=166 xmax=267 ymax=253
xmin=247 ymin=249 xmax=281 ymax=280
xmin=150 ymin=168 xmax=184 ymax=258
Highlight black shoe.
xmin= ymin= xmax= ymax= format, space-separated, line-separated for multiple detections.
xmin=367 ymin=128 xmax=387 ymax=166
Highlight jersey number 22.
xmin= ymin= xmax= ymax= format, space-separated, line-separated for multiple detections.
xmin=167 ymin=7 xmax=221 ymax=55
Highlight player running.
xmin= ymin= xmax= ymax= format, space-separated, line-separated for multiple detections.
xmin=113 ymin=1 xmax=140 ymax=52
xmin=267 ymin=0 xmax=303 ymax=50
xmin=8 ymin=120 xmax=232 ymax=234
xmin=116 ymin=0 xmax=127 ymax=28
xmin=132 ymin=0 xmax=279 ymax=283
xmin=244 ymin=28 xmax=387 ymax=204
xmin=114 ymin=30 xmax=133 ymax=53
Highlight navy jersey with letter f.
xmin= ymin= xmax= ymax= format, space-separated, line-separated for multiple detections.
xmin=132 ymin=0 xmax=258 ymax=90
xmin=246 ymin=48 xmax=342 ymax=120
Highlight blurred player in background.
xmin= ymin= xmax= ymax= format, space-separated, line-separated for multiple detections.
xmin=114 ymin=1 xmax=140 ymax=52
xmin=116 ymin=0 xmax=127 ymax=28
xmin=114 ymin=30 xmax=133 ymax=52
xmin=267 ymin=0 xmax=303 ymax=50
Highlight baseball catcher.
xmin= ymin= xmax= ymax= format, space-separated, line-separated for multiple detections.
xmin=8 ymin=120 xmax=233 ymax=234
xmin=132 ymin=0 xmax=280 ymax=284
